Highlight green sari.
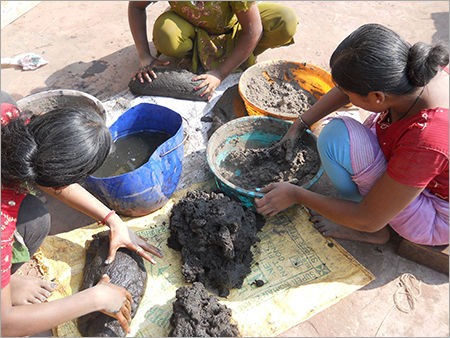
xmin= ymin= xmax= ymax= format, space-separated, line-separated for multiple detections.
xmin=153 ymin=1 xmax=298 ymax=73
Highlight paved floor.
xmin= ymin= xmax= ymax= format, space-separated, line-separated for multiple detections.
xmin=1 ymin=1 xmax=449 ymax=337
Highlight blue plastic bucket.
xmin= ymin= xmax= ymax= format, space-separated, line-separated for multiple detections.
xmin=206 ymin=116 xmax=323 ymax=210
xmin=85 ymin=103 xmax=184 ymax=216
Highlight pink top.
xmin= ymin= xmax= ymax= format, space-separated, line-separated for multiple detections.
xmin=1 ymin=103 xmax=27 ymax=288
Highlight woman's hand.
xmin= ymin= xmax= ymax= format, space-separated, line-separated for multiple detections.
xmin=39 ymin=184 xmax=163 ymax=265
xmin=132 ymin=57 xmax=170 ymax=83
xmin=192 ymin=69 xmax=223 ymax=101
xmin=106 ymin=218 xmax=163 ymax=265
xmin=254 ymin=182 xmax=299 ymax=217
xmin=279 ymin=119 xmax=308 ymax=161
xmin=95 ymin=274 xmax=133 ymax=334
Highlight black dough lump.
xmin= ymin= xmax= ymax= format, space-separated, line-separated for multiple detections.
xmin=128 ymin=67 xmax=208 ymax=101
xmin=77 ymin=231 xmax=147 ymax=337
xmin=169 ymin=282 xmax=240 ymax=337
xmin=168 ymin=190 xmax=265 ymax=297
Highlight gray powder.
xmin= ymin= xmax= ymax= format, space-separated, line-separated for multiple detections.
xmin=243 ymin=63 xmax=317 ymax=118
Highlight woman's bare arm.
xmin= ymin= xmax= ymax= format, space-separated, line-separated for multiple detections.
xmin=256 ymin=172 xmax=424 ymax=232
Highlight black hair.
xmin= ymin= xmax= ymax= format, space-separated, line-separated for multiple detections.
xmin=1 ymin=108 xmax=112 ymax=187
xmin=330 ymin=23 xmax=449 ymax=96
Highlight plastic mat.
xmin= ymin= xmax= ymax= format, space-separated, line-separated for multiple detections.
xmin=38 ymin=180 xmax=374 ymax=337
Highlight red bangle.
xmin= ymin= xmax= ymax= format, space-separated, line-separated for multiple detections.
xmin=98 ymin=210 xmax=116 ymax=225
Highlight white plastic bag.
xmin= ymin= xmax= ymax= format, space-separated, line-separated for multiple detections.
xmin=1 ymin=52 xmax=48 ymax=71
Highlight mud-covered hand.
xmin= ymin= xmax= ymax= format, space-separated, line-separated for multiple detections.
xmin=106 ymin=220 xmax=163 ymax=265
xmin=132 ymin=57 xmax=170 ymax=83
xmin=192 ymin=69 xmax=223 ymax=101
xmin=95 ymin=274 xmax=133 ymax=334
xmin=254 ymin=182 xmax=299 ymax=217
xmin=278 ymin=119 xmax=308 ymax=161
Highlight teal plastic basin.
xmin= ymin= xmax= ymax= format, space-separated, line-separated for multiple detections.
xmin=206 ymin=116 xmax=323 ymax=210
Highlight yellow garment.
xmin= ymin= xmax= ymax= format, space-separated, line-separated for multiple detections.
xmin=37 ymin=180 xmax=374 ymax=337
xmin=153 ymin=2 xmax=298 ymax=73
xmin=168 ymin=1 xmax=252 ymax=35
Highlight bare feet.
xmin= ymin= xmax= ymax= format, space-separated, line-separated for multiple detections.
xmin=10 ymin=274 xmax=56 ymax=305
xmin=309 ymin=210 xmax=390 ymax=244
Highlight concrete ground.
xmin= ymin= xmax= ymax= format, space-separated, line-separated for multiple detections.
xmin=1 ymin=1 xmax=449 ymax=337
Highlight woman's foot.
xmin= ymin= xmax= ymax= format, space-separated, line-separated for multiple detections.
xmin=10 ymin=274 xmax=56 ymax=305
xmin=309 ymin=210 xmax=390 ymax=244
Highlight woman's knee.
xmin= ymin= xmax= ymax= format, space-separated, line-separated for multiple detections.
xmin=317 ymin=119 xmax=362 ymax=201
xmin=153 ymin=11 xmax=195 ymax=58
xmin=16 ymin=194 xmax=51 ymax=253
xmin=317 ymin=119 xmax=353 ymax=172
xmin=256 ymin=3 xmax=298 ymax=52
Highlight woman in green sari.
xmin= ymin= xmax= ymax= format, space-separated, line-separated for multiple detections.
xmin=128 ymin=1 xmax=298 ymax=100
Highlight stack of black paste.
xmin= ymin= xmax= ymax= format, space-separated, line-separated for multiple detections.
xmin=128 ymin=67 xmax=208 ymax=101
xmin=77 ymin=231 xmax=147 ymax=337
xmin=168 ymin=190 xmax=266 ymax=337
xmin=168 ymin=190 xmax=265 ymax=297
xmin=169 ymin=282 xmax=240 ymax=337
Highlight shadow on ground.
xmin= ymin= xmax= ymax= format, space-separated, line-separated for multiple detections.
xmin=431 ymin=11 xmax=449 ymax=44
xmin=25 ymin=45 xmax=140 ymax=101
xmin=34 ymin=44 xmax=182 ymax=102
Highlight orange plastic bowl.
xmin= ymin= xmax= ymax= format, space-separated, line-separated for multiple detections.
xmin=239 ymin=60 xmax=336 ymax=122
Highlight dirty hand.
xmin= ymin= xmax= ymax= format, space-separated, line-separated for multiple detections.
xmin=279 ymin=121 xmax=308 ymax=161
xmin=106 ymin=221 xmax=163 ymax=265
xmin=192 ymin=69 xmax=223 ymax=101
xmin=95 ymin=274 xmax=133 ymax=334
xmin=254 ymin=182 xmax=299 ymax=217
xmin=133 ymin=57 xmax=170 ymax=83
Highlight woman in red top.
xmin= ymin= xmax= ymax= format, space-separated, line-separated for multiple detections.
xmin=1 ymin=98 xmax=162 ymax=336
xmin=255 ymin=24 xmax=449 ymax=246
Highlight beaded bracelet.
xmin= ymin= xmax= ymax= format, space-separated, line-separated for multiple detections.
xmin=299 ymin=115 xmax=311 ymax=130
xmin=98 ymin=210 xmax=116 ymax=226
